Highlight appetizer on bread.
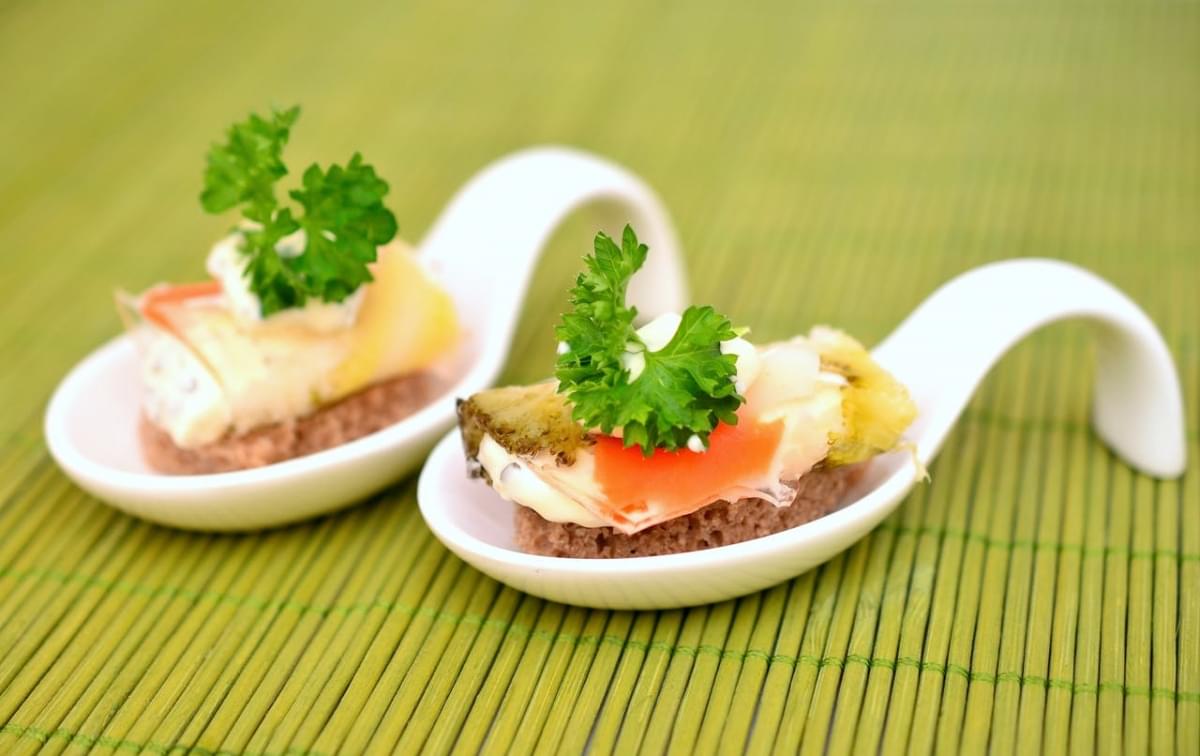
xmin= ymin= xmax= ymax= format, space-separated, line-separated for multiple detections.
xmin=124 ymin=107 xmax=458 ymax=473
xmin=458 ymin=225 xmax=915 ymax=557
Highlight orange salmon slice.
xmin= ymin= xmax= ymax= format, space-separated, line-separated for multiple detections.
xmin=593 ymin=417 xmax=784 ymax=520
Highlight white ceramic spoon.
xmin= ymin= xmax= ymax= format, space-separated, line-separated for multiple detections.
xmin=418 ymin=259 xmax=1187 ymax=609
xmin=44 ymin=147 xmax=688 ymax=530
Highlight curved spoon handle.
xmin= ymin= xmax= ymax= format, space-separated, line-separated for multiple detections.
xmin=872 ymin=258 xmax=1186 ymax=478
xmin=418 ymin=146 xmax=687 ymax=377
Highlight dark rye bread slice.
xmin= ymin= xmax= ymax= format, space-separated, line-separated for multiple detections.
xmin=141 ymin=371 xmax=443 ymax=474
xmin=514 ymin=463 xmax=864 ymax=558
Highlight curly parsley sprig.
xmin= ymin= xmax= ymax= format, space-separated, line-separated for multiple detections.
xmin=554 ymin=225 xmax=744 ymax=455
xmin=200 ymin=106 xmax=397 ymax=316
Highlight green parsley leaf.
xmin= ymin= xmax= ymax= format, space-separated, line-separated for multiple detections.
xmin=201 ymin=106 xmax=298 ymax=223
xmin=200 ymin=106 xmax=398 ymax=316
xmin=289 ymin=155 xmax=397 ymax=303
xmin=239 ymin=207 xmax=303 ymax=315
xmin=554 ymin=225 xmax=744 ymax=455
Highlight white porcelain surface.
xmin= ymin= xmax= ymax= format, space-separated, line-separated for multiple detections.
xmin=44 ymin=147 xmax=687 ymax=530
xmin=418 ymin=258 xmax=1187 ymax=609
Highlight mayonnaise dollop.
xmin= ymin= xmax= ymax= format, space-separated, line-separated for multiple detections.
xmin=477 ymin=435 xmax=607 ymax=527
xmin=206 ymin=232 xmax=365 ymax=334
xmin=619 ymin=311 xmax=762 ymax=392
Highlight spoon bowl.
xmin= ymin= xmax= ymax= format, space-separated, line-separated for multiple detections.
xmin=44 ymin=147 xmax=688 ymax=530
xmin=418 ymin=258 xmax=1186 ymax=609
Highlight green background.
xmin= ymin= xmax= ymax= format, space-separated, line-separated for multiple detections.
xmin=1 ymin=0 xmax=1197 ymax=752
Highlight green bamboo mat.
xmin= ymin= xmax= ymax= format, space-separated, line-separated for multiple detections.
xmin=1 ymin=0 xmax=1197 ymax=752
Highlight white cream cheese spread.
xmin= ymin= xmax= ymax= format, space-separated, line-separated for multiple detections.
xmin=619 ymin=312 xmax=762 ymax=393
xmin=476 ymin=435 xmax=607 ymax=527
xmin=206 ymin=233 xmax=365 ymax=334
xmin=137 ymin=326 xmax=232 ymax=448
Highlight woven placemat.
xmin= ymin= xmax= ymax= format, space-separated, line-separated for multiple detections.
xmin=0 ymin=0 xmax=1196 ymax=752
